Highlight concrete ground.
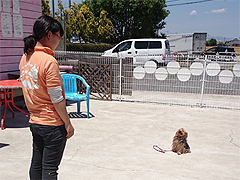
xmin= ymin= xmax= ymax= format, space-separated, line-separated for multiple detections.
xmin=0 ymin=99 xmax=240 ymax=180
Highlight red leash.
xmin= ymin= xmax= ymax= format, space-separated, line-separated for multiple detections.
xmin=153 ymin=145 xmax=166 ymax=153
xmin=153 ymin=145 xmax=172 ymax=153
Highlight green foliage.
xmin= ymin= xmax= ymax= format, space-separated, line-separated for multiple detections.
xmin=55 ymin=0 xmax=64 ymax=19
xmin=83 ymin=0 xmax=170 ymax=42
xmin=206 ymin=38 xmax=217 ymax=46
xmin=217 ymin=41 xmax=226 ymax=46
xmin=76 ymin=5 xmax=98 ymax=42
xmin=55 ymin=0 xmax=73 ymax=40
xmin=66 ymin=43 xmax=84 ymax=51
xmin=42 ymin=0 xmax=50 ymax=16
xmin=54 ymin=1 xmax=113 ymax=43
xmin=66 ymin=43 xmax=114 ymax=52
xmin=97 ymin=10 xmax=114 ymax=42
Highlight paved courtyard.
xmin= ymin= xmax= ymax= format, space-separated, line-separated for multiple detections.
xmin=0 ymin=99 xmax=240 ymax=180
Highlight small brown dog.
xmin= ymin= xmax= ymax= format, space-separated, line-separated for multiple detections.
xmin=172 ymin=128 xmax=191 ymax=155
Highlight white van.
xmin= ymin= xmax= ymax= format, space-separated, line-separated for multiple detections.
xmin=102 ymin=38 xmax=170 ymax=65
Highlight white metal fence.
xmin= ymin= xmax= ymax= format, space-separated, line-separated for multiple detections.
xmin=55 ymin=51 xmax=240 ymax=110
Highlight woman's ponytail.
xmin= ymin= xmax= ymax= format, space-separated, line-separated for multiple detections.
xmin=23 ymin=35 xmax=37 ymax=55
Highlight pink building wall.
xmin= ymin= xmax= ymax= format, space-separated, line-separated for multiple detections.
xmin=0 ymin=0 xmax=42 ymax=80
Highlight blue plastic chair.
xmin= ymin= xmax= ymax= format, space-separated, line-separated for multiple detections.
xmin=61 ymin=74 xmax=90 ymax=118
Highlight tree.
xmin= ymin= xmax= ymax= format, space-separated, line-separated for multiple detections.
xmin=42 ymin=0 xmax=51 ymax=16
xmin=76 ymin=5 xmax=98 ymax=42
xmin=55 ymin=0 xmax=72 ymax=40
xmin=217 ymin=41 xmax=226 ymax=46
xmin=206 ymin=38 xmax=217 ymax=46
xmin=97 ymin=10 xmax=114 ymax=42
xmin=66 ymin=2 xmax=80 ymax=40
xmin=55 ymin=0 xmax=64 ymax=20
xmin=54 ymin=2 xmax=113 ymax=42
xmin=83 ymin=0 xmax=170 ymax=43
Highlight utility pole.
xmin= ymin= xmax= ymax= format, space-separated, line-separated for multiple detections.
xmin=52 ymin=0 xmax=55 ymax=18
xmin=69 ymin=0 xmax=71 ymax=9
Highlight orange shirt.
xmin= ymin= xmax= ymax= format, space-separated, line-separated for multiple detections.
xmin=19 ymin=46 xmax=65 ymax=126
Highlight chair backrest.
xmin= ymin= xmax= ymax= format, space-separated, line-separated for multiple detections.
xmin=61 ymin=74 xmax=90 ymax=95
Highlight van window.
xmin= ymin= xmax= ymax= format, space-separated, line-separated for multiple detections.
xmin=207 ymin=47 xmax=216 ymax=52
xmin=149 ymin=41 xmax=162 ymax=49
xmin=227 ymin=48 xmax=235 ymax=52
xmin=135 ymin=41 xmax=164 ymax=49
xmin=113 ymin=41 xmax=132 ymax=53
xmin=135 ymin=41 xmax=148 ymax=49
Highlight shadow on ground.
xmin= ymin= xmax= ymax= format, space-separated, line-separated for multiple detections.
xmin=0 ymin=143 xmax=10 ymax=149
xmin=68 ymin=112 xmax=94 ymax=118
xmin=1 ymin=101 xmax=29 ymax=129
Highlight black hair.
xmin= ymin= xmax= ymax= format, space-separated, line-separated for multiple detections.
xmin=23 ymin=15 xmax=63 ymax=55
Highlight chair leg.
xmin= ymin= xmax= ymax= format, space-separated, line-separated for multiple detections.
xmin=87 ymin=99 xmax=89 ymax=118
xmin=77 ymin=101 xmax=81 ymax=114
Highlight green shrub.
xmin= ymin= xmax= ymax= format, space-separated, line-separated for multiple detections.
xmin=66 ymin=43 xmax=115 ymax=52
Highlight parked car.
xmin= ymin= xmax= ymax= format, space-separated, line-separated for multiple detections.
xmin=102 ymin=38 xmax=171 ymax=65
xmin=202 ymin=46 xmax=236 ymax=56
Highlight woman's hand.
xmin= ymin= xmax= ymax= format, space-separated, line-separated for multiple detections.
xmin=65 ymin=122 xmax=74 ymax=139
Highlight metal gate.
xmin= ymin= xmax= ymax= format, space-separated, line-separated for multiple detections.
xmin=55 ymin=51 xmax=240 ymax=110
xmin=116 ymin=55 xmax=240 ymax=110
xmin=78 ymin=62 xmax=112 ymax=100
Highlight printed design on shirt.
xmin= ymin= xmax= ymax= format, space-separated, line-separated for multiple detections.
xmin=21 ymin=62 xmax=40 ymax=89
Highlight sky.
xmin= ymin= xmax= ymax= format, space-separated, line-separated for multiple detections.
xmin=50 ymin=0 xmax=240 ymax=41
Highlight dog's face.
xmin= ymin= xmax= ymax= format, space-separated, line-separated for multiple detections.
xmin=174 ymin=128 xmax=188 ymax=139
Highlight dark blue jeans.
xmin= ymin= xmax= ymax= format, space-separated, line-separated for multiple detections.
xmin=29 ymin=123 xmax=67 ymax=180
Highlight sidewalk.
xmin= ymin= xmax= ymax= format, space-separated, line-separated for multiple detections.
xmin=0 ymin=100 xmax=240 ymax=180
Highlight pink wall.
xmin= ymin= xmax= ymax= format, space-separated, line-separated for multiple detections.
xmin=0 ymin=0 xmax=42 ymax=80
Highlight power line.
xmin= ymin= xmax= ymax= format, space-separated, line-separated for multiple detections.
xmin=166 ymin=0 xmax=214 ymax=7
xmin=166 ymin=0 xmax=182 ymax=2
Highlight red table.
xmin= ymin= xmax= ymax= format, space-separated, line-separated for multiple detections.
xmin=0 ymin=80 xmax=30 ymax=130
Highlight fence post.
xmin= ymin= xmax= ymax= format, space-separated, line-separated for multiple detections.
xmin=62 ymin=21 xmax=65 ymax=62
xmin=117 ymin=52 xmax=123 ymax=101
xmin=187 ymin=54 xmax=189 ymax=68
xmin=199 ymin=55 xmax=207 ymax=107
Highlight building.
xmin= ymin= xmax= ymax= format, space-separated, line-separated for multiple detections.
xmin=227 ymin=38 xmax=240 ymax=47
xmin=0 ymin=0 xmax=42 ymax=80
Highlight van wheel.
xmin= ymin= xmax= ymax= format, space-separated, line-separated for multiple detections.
xmin=158 ymin=62 xmax=165 ymax=67
xmin=148 ymin=59 xmax=159 ymax=67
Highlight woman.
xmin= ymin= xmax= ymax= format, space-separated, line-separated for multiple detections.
xmin=19 ymin=15 xmax=74 ymax=180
